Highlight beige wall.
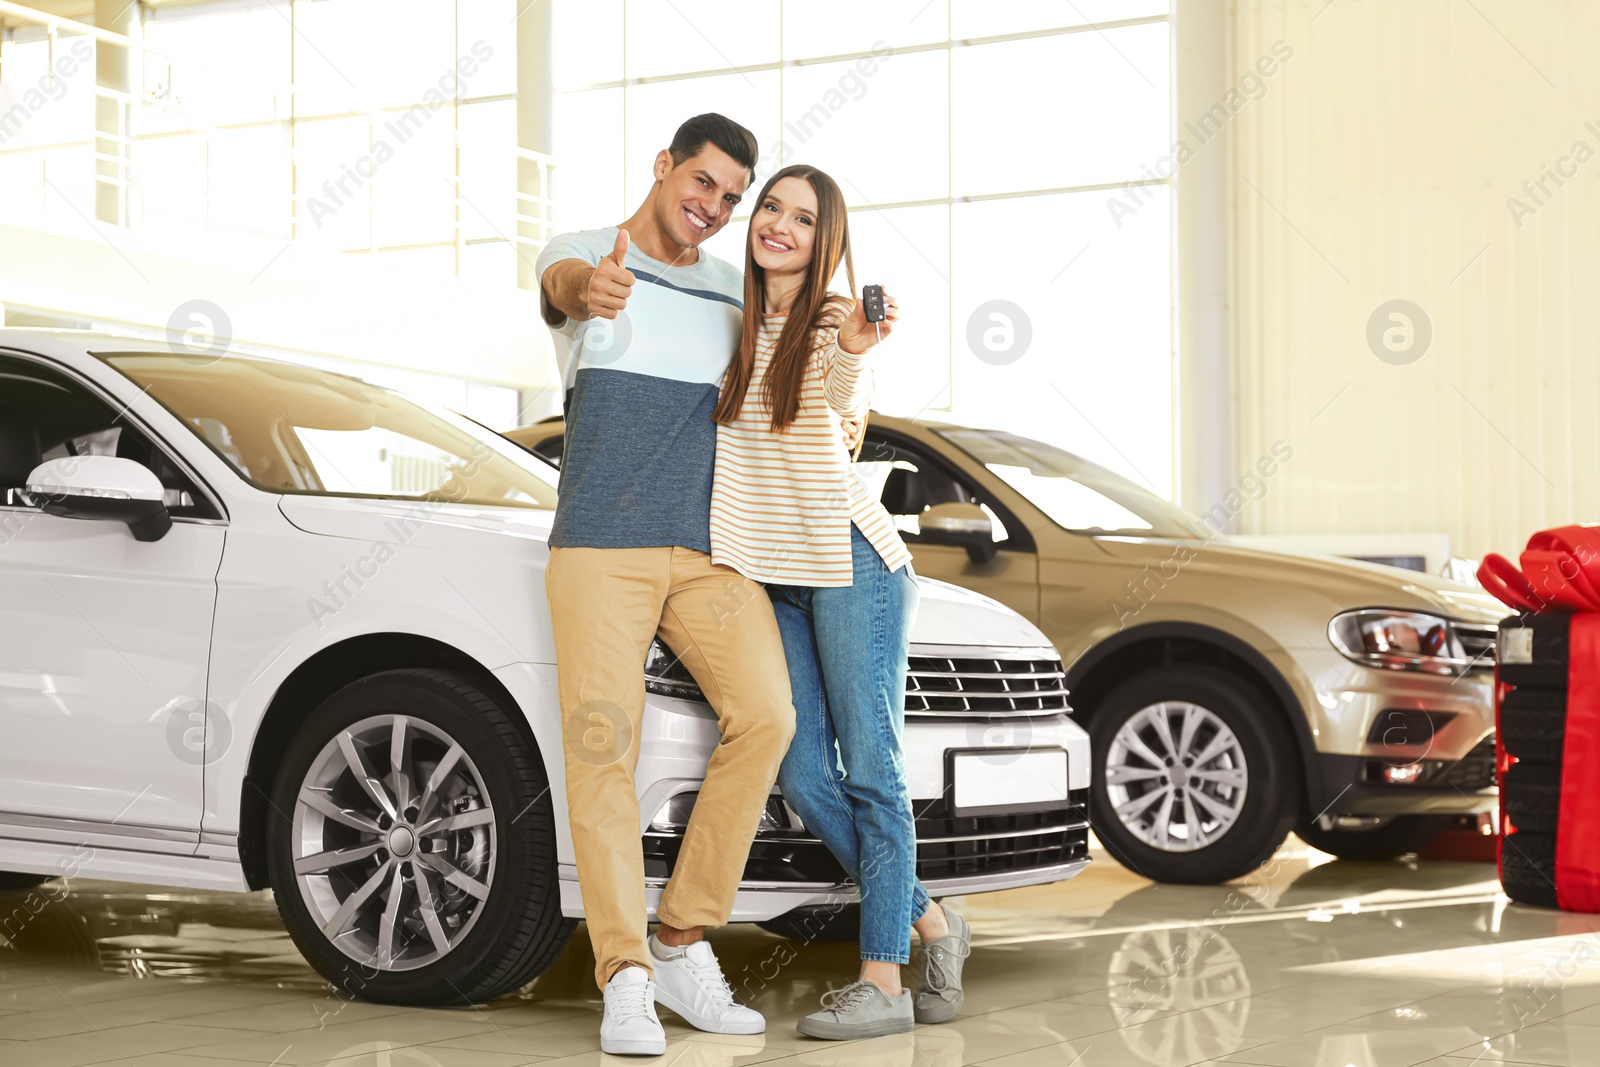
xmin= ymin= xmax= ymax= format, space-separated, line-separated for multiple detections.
xmin=1207 ymin=0 xmax=1599 ymax=560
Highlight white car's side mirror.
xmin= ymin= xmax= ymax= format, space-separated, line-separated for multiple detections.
xmin=24 ymin=455 xmax=172 ymax=542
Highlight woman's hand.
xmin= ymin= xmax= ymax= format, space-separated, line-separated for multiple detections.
xmin=840 ymin=417 xmax=863 ymax=451
xmin=837 ymin=289 xmax=901 ymax=355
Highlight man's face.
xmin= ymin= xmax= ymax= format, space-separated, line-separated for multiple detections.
xmin=655 ymin=143 xmax=750 ymax=247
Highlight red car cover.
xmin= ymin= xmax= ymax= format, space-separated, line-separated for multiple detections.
xmin=1481 ymin=525 xmax=1600 ymax=911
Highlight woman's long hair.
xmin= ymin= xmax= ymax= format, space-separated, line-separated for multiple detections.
xmin=712 ymin=164 xmax=855 ymax=434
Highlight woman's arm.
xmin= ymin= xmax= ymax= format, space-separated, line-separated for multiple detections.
xmin=820 ymin=290 xmax=901 ymax=417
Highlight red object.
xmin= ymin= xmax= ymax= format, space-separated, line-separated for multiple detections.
xmin=1494 ymin=667 xmax=1514 ymax=877
xmin=1562 ymin=616 xmax=1600 ymax=909
xmin=1479 ymin=525 xmax=1600 ymax=911
xmin=1417 ymin=813 xmax=1498 ymax=862
xmin=1479 ymin=553 xmax=1544 ymax=613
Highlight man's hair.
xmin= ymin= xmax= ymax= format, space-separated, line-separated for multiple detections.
xmin=668 ymin=113 xmax=759 ymax=180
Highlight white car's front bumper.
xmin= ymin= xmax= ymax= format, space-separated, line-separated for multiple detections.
xmin=568 ymin=708 xmax=1092 ymax=924
xmin=498 ymin=642 xmax=1093 ymax=925
xmin=559 ymin=857 xmax=1093 ymax=923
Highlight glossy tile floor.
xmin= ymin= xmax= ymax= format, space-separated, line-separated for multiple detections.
xmin=2 ymin=840 xmax=1598 ymax=1067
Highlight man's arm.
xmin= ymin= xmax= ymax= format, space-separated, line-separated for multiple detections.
xmin=541 ymin=259 xmax=596 ymax=327
xmin=540 ymin=229 xmax=634 ymax=327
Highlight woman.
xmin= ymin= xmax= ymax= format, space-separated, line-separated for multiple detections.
xmin=710 ymin=164 xmax=971 ymax=1039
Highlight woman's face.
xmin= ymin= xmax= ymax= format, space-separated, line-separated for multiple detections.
xmin=750 ymin=176 xmax=819 ymax=276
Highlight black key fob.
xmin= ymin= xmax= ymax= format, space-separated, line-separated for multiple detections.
xmin=862 ymin=284 xmax=886 ymax=323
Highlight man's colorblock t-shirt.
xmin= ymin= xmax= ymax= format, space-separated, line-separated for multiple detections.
xmin=534 ymin=227 xmax=743 ymax=553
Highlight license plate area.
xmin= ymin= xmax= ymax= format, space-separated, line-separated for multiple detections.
xmin=945 ymin=747 xmax=1069 ymax=819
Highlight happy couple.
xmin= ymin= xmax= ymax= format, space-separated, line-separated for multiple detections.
xmin=534 ymin=112 xmax=972 ymax=1054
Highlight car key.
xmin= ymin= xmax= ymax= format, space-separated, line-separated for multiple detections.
xmin=862 ymin=284 xmax=886 ymax=322
xmin=862 ymin=284 xmax=886 ymax=342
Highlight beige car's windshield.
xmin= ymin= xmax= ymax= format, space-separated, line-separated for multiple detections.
xmin=100 ymin=353 xmax=559 ymax=510
xmin=937 ymin=427 xmax=1210 ymax=538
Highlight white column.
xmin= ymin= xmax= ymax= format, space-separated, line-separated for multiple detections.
xmin=93 ymin=0 xmax=138 ymax=225
xmin=1174 ymin=0 xmax=1234 ymax=523
xmin=515 ymin=1 xmax=555 ymax=293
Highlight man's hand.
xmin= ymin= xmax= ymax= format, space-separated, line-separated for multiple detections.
xmin=840 ymin=417 xmax=863 ymax=451
xmin=837 ymin=288 xmax=901 ymax=355
xmin=584 ymin=229 xmax=634 ymax=320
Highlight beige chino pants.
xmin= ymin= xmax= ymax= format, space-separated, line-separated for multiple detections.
xmin=545 ymin=545 xmax=796 ymax=989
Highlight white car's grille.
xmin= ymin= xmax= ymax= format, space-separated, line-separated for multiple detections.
xmin=906 ymin=649 xmax=1071 ymax=720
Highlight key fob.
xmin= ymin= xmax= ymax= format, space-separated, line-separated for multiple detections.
xmin=862 ymin=284 xmax=886 ymax=323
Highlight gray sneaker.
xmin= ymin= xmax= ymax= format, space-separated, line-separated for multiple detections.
xmin=914 ymin=904 xmax=970 ymax=1024
xmin=796 ymin=980 xmax=914 ymax=1040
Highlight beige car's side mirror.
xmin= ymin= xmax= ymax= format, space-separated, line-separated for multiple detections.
xmin=918 ymin=501 xmax=997 ymax=564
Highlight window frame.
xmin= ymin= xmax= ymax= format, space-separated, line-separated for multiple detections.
xmin=860 ymin=425 xmax=1037 ymax=554
xmin=0 ymin=347 xmax=228 ymax=524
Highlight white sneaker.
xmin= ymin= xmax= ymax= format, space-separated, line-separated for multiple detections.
xmin=649 ymin=935 xmax=766 ymax=1034
xmin=602 ymin=966 xmax=667 ymax=1056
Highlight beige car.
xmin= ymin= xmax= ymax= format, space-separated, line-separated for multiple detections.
xmin=507 ymin=414 xmax=1505 ymax=885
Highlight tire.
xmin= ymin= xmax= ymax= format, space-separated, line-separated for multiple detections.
xmin=0 ymin=872 xmax=53 ymax=891
xmin=1501 ymin=830 xmax=1558 ymax=908
xmin=757 ymin=904 xmax=861 ymax=943
xmin=266 ymin=668 xmax=574 ymax=1005
xmin=1293 ymin=814 xmax=1452 ymax=860
xmin=1088 ymin=665 xmax=1299 ymax=885
xmin=1500 ymin=689 xmax=1566 ymax=763
xmin=1502 ymin=761 xmax=1561 ymax=835
xmin=1496 ymin=615 xmax=1569 ymax=690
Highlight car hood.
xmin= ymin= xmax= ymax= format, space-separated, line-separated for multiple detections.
xmin=909 ymin=576 xmax=1055 ymax=650
xmin=279 ymin=497 xmax=1055 ymax=650
xmin=278 ymin=495 xmax=556 ymax=561
xmin=1093 ymin=535 xmax=1510 ymax=625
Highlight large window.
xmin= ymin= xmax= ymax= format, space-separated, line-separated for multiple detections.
xmin=0 ymin=0 xmax=523 ymax=432
xmin=0 ymin=0 xmax=517 ymax=277
xmin=550 ymin=0 xmax=1175 ymax=496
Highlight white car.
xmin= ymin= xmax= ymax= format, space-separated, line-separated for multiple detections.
xmin=0 ymin=330 xmax=1090 ymax=1004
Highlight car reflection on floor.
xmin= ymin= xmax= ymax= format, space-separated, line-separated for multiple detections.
xmin=4 ymin=844 xmax=1600 ymax=1066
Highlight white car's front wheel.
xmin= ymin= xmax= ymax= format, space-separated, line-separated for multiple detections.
xmin=266 ymin=669 xmax=573 ymax=1004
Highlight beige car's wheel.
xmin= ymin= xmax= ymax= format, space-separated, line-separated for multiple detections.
xmin=1089 ymin=665 xmax=1298 ymax=884
xmin=1103 ymin=701 xmax=1249 ymax=852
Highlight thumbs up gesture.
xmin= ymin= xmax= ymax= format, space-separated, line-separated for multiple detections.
xmin=584 ymin=228 xmax=635 ymax=320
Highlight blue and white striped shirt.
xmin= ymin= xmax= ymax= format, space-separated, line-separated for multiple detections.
xmin=535 ymin=226 xmax=744 ymax=553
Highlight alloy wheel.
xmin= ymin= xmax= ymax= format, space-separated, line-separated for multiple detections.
xmin=291 ymin=714 xmax=496 ymax=971
xmin=1104 ymin=701 xmax=1248 ymax=852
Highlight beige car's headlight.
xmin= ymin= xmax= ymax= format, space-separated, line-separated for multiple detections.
xmin=1328 ymin=609 xmax=1471 ymax=675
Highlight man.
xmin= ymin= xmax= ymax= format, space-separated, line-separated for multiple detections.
xmin=536 ymin=113 xmax=792 ymax=1056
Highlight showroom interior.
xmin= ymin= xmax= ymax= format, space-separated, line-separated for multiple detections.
xmin=3 ymin=0 xmax=1600 ymax=1064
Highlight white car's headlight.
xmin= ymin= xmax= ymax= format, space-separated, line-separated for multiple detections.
xmin=644 ymin=638 xmax=706 ymax=701
xmin=1327 ymin=609 xmax=1471 ymax=675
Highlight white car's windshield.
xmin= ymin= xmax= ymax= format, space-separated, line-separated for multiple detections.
xmin=101 ymin=353 xmax=559 ymax=510
xmin=936 ymin=427 xmax=1210 ymax=538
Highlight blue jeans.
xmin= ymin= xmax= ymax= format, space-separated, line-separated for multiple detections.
xmin=769 ymin=524 xmax=930 ymax=963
